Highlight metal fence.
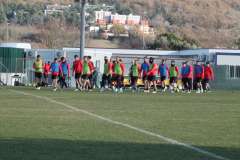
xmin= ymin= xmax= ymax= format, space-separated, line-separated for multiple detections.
xmin=212 ymin=65 xmax=240 ymax=90
xmin=0 ymin=58 xmax=9 ymax=86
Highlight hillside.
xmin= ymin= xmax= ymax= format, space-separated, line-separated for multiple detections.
xmin=0 ymin=0 xmax=240 ymax=49
xmin=117 ymin=0 xmax=240 ymax=48
xmin=0 ymin=0 xmax=74 ymax=4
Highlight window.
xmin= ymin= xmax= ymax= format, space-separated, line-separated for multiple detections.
xmin=236 ymin=66 xmax=240 ymax=78
xmin=230 ymin=66 xmax=235 ymax=78
xmin=229 ymin=65 xmax=240 ymax=79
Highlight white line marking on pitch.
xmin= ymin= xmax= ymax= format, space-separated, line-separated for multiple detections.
xmin=10 ymin=90 xmax=230 ymax=160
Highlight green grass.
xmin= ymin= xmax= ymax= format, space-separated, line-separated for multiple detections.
xmin=0 ymin=87 xmax=239 ymax=160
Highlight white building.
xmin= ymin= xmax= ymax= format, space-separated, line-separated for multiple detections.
xmin=111 ymin=14 xmax=127 ymax=25
xmin=95 ymin=10 xmax=112 ymax=25
xmin=95 ymin=11 xmax=143 ymax=26
xmin=126 ymin=14 xmax=141 ymax=25
xmin=89 ymin=26 xmax=100 ymax=32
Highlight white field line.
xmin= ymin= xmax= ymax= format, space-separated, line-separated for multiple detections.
xmin=36 ymin=96 xmax=240 ymax=106
xmin=10 ymin=89 xmax=230 ymax=160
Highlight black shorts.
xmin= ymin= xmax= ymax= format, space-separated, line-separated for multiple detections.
xmin=82 ymin=74 xmax=89 ymax=80
xmin=148 ymin=75 xmax=157 ymax=81
xmin=102 ymin=74 xmax=111 ymax=80
xmin=116 ymin=75 xmax=122 ymax=82
xmin=160 ymin=76 xmax=166 ymax=81
xmin=35 ymin=72 xmax=42 ymax=79
xmin=52 ymin=75 xmax=58 ymax=80
xmin=142 ymin=75 xmax=148 ymax=81
xmin=107 ymin=75 xmax=112 ymax=82
xmin=170 ymin=77 xmax=177 ymax=83
xmin=131 ymin=76 xmax=138 ymax=82
xmin=88 ymin=74 xmax=93 ymax=80
xmin=111 ymin=75 xmax=117 ymax=82
xmin=195 ymin=77 xmax=202 ymax=83
xmin=121 ymin=75 xmax=124 ymax=82
xmin=75 ymin=73 xmax=82 ymax=79
xmin=44 ymin=73 xmax=48 ymax=79
xmin=203 ymin=78 xmax=209 ymax=83
xmin=182 ymin=78 xmax=188 ymax=84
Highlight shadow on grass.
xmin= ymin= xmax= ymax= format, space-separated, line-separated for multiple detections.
xmin=0 ymin=138 xmax=239 ymax=160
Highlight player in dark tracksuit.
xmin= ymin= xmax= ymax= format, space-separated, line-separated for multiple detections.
xmin=181 ymin=61 xmax=193 ymax=93
xmin=141 ymin=57 xmax=149 ymax=91
xmin=59 ymin=57 xmax=70 ymax=89
xmin=159 ymin=59 xmax=169 ymax=92
xmin=194 ymin=61 xmax=205 ymax=93
xmin=101 ymin=56 xmax=111 ymax=92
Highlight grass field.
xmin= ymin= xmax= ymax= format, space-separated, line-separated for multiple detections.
xmin=0 ymin=87 xmax=239 ymax=160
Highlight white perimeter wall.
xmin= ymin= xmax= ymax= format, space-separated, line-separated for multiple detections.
xmin=217 ymin=55 xmax=240 ymax=66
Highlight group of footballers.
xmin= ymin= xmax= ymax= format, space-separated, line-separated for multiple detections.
xmin=33 ymin=55 xmax=95 ymax=91
xmin=102 ymin=56 xmax=214 ymax=94
xmin=33 ymin=54 xmax=214 ymax=94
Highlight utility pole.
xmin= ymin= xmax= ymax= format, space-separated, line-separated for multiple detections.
xmin=141 ymin=22 xmax=146 ymax=50
xmin=142 ymin=12 xmax=150 ymax=50
xmin=80 ymin=0 xmax=86 ymax=59
xmin=6 ymin=23 xmax=9 ymax=42
xmin=6 ymin=0 xmax=9 ymax=42
xmin=142 ymin=25 xmax=145 ymax=49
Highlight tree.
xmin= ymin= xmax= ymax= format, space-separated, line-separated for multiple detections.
xmin=0 ymin=3 xmax=6 ymax=24
xmin=150 ymin=32 xmax=199 ymax=50
xmin=41 ymin=19 xmax=61 ymax=48
xmin=64 ymin=7 xmax=80 ymax=27
xmin=110 ymin=24 xmax=126 ymax=36
xmin=235 ymin=38 xmax=240 ymax=49
xmin=129 ymin=26 xmax=155 ymax=49
xmin=115 ymin=2 xmax=132 ymax=15
xmin=16 ymin=10 xmax=31 ymax=25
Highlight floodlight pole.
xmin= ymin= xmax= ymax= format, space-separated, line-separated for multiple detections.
xmin=6 ymin=0 xmax=9 ymax=42
xmin=80 ymin=0 xmax=86 ymax=59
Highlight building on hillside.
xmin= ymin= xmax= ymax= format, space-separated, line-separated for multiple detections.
xmin=94 ymin=11 xmax=153 ymax=35
xmin=95 ymin=10 xmax=112 ymax=25
xmin=100 ymin=30 xmax=115 ymax=39
xmin=139 ymin=19 xmax=154 ymax=34
xmin=111 ymin=14 xmax=127 ymax=25
xmin=95 ymin=10 xmax=146 ymax=26
xmin=126 ymin=14 xmax=141 ymax=25
xmin=89 ymin=26 xmax=100 ymax=33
